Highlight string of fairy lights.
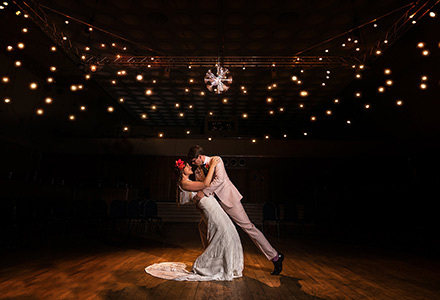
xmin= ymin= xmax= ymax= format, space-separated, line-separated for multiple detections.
xmin=0 ymin=1 xmax=438 ymax=141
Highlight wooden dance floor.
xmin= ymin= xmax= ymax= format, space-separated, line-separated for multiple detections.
xmin=1 ymin=223 xmax=439 ymax=300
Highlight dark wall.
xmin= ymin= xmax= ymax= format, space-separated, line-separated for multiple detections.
xmin=1 ymin=138 xmax=439 ymax=249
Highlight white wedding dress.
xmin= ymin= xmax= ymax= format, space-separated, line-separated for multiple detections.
xmin=145 ymin=188 xmax=243 ymax=281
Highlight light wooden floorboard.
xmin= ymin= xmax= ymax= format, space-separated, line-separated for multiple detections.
xmin=1 ymin=223 xmax=439 ymax=300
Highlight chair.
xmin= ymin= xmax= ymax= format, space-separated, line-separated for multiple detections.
xmin=0 ymin=197 xmax=16 ymax=227
xmin=73 ymin=198 xmax=107 ymax=236
xmin=33 ymin=197 xmax=52 ymax=237
xmin=15 ymin=197 xmax=35 ymax=240
xmin=51 ymin=198 xmax=73 ymax=236
xmin=262 ymin=202 xmax=281 ymax=237
xmin=0 ymin=197 xmax=17 ymax=246
xmin=109 ymin=200 xmax=126 ymax=218
xmin=126 ymin=200 xmax=142 ymax=235
xmin=280 ymin=202 xmax=298 ymax=232
xmin=89 ymin=199 xmax=108 ymax=220
xmin=142 ymin=200 xmax=162 ymax=233
xmin=109 ymin=200 xmax=127 ymax=234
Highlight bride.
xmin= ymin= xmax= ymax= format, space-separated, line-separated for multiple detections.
xmin=145 ymin=157 xmax=243 ymax=281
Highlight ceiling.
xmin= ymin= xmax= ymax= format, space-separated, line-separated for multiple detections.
xmin=0 ymin=0 xmax=439 ymax=143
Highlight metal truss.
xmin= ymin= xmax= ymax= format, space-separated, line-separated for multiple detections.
xmin=365 ymin=0 xmax=439 ymax=59
xmin=111 ymin=55 xmax=363 ymax=68
xmin=13 ymin=0 xmax=438 ymax=70
xmin=12 ymin=0 xmax=83 ymax=62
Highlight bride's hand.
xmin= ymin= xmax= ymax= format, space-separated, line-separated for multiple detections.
xmin=210 ymin=156 xmax=221 ymax=167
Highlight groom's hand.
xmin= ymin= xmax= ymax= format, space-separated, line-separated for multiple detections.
xmin=194 ymin=191 xmax=205 ymax=201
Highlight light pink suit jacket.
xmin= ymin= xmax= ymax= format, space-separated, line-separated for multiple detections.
xmin=195 ymin=156 xmax=278 ymax=261
xmin=195 ymin=156 xmax=242 ymax=208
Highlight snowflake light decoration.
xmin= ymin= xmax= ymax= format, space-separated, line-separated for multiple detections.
xmin=204 ymin=66 xmax=233 ymax=94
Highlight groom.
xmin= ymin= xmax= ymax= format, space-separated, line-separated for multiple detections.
xmin=188 ymin=145 xmax=284 ymax=275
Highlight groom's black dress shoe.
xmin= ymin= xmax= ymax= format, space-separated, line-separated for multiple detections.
xmin=271 ymin=253 xmax=284 ymax=275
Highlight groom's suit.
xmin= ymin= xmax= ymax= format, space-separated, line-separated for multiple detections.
xmin=196 ymin=156 xmax=277 ymax=261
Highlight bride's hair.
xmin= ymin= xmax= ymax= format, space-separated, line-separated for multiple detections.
xmin=174 ymin=159 xmax=187 ymax=206
xmin=174 ymin=159 xmax=186 ymax=184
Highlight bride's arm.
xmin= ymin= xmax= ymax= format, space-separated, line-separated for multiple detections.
xmin=180 ymin=157 xmax=220 ymax=192
xmin=181 ymin=180 xmax=206 ymax=192
xmin=202 ymin=156 xmax=220 ymax=185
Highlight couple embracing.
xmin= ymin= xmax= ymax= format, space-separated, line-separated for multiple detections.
xmin=145 ymin=145 xmax=284 ymax=281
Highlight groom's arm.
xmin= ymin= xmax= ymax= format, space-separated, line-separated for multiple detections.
xmin=202 ymin=157 xmax=226 ymax=196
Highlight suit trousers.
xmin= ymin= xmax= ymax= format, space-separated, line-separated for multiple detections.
xmin=198 ymin=199 xmax=278 ymax=261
